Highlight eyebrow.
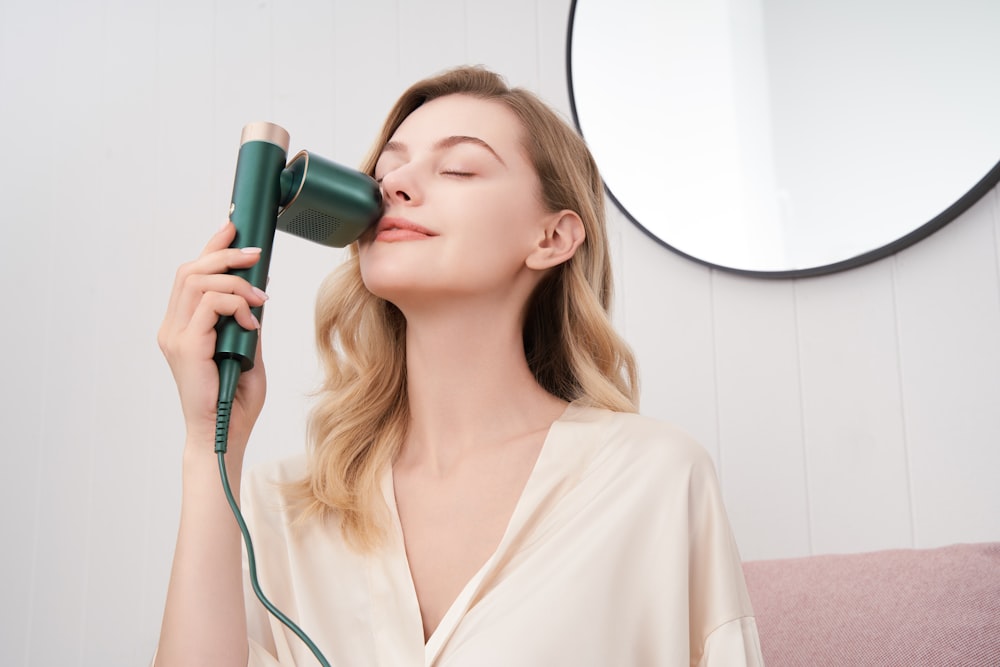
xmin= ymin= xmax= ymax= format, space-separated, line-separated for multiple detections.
xmin=380 ymin=135 xmax=507 ymax=167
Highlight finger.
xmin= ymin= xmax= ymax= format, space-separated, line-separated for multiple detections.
xmin=161 ymin=290 xmax=259 ymax=363
xmin=162 ymin=293 xmax=258 ymax=363
xmin=165 ymin=247 xmax=263 ymax=320
xmin=184 ymin=292 xmax=261 ymax=340
xmin=170 ymin=273 xmax=268 ymax=331
xmin=181 ymin=247 xmax=264 ymax=286
xmin=200 ymin=220 xmax=238 ymax=256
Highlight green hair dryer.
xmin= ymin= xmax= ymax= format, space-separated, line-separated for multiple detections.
xmin=209 ymin=123 xmax=380 ymax=665
xmin=214 ymin=121 xmax=382 ymax=372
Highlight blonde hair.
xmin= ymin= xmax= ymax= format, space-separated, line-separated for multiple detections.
xmin=293 ymin=66 xmax=639 ymax=549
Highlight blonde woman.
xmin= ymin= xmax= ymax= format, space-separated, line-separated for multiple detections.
xmin=156 ymin=66 xmax=762 ymax=666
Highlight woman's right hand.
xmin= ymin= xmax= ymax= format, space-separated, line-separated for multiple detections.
xmin=157 ymin=221 xmax=269 ymax=456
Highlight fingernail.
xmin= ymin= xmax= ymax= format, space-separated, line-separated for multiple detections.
xmin=252 ymin=286 xmax=269 ymax=301
xmin=219 ymin=220 xmax=231 ymax=231
xmin=241 ymin=247 xmax=262 ymax=254
xmin=250 ymin=313 xmax=262 ymax=329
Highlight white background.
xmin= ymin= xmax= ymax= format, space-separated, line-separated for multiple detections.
xmin=1 ymin=1 xmax=998 ymax=664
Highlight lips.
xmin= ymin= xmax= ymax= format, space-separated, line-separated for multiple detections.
xmin=374 ymin=216 xmax=438 ymax=242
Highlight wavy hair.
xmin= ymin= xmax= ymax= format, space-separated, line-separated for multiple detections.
xmin=291 ymin=66 xmax=639 ymax=549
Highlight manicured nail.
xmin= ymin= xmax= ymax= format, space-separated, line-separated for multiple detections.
xmin=241 ymin=247 xmax=262 ymax=254
xmin=250 ymin=313 xmax=262 ymax=329
xmin=219 ymin=220 xmax=231 ymax=231
xmin=252 ymin=286 xmax=269 ymax=301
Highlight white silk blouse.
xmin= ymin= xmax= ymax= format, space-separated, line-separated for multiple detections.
xmin=239 ymin=403 xmax=763 ymax=666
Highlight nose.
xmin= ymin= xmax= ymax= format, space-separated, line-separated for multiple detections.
xmin=379 ymin=165 xmax=421 ymax=206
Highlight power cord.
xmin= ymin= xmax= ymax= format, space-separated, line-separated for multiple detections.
xmin=215 ymin=357 xmax=331 ymax=667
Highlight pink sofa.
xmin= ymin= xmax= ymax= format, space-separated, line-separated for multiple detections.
xmin=742 ymin=542 xmax=1000 ymax=666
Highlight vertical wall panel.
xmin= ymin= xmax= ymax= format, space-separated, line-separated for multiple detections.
xmin=398 ymin=0 xmax=467 ymax=83
xmin=24 ymin=3 xmax=107 ymax=663
xmin=141 ymin=0 xmax=221 ymax=649
xmin=895 ymin=193 xmax=1000 ymax=547
xmin=270 ymin=0 xmax=338 ymax=153
xmin=0 ymin=4 xmax=58 ymax=665
xmin=618 ymin=222 xmax=720 ymax=458
xmin=711 ymin=273 xmax=811 ymax=560
xmin=536 ymin=0 xmax=573 ymax=113
xmin=80 ymin=5 xmax=162 ymax=664
xmin=996 ymin=189 xmax=1000 ymax=282
xmin=796 ymin=261 xmax=912 ymax=554
xmin=466 ymin=0 xmax=539 ymax=89
xmin=332 ymin=0 xmax=401 ymax=164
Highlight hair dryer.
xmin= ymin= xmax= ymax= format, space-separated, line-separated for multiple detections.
xmin=214 ymin=121 xmax=383 ymax=372
xmin=208 ymin=123 xmax=380 ymax=666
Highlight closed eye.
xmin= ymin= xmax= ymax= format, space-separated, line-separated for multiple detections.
xmin=441 ymin=170 xmax=475 ymax=177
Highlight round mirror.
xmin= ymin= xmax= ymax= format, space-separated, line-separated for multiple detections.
xmin=568 ymin=0 xmax=1000 ymax=277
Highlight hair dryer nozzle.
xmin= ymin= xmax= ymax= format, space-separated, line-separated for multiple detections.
xmin=278 ymin=151 xmax=382 ymax=247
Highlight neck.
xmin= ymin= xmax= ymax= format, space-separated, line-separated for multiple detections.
xmin=397 ymin=299 xmax=566 ymax=472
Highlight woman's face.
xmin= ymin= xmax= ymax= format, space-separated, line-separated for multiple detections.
xmin=359 ymin=94 xmax=555 ymax=312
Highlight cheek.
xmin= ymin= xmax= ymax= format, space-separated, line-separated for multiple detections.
xmin=464 ymin=190 xmax=545 ymax=252
xmin=459 ymin=213 xmax=535 ymax=271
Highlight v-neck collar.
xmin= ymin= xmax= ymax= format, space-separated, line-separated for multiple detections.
xmin=374 ymin=402 xmax=598 ymax=666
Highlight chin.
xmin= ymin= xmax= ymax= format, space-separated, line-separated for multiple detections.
xmin=360 ymin=248 xmax=445 ymax=294
xmin=360 ymin=268 xmax=425 ymax=307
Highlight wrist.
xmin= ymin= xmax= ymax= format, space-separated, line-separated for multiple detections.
xmin=182 ymin=435 xmax=246 ymax=470
xmin=183 ymin=418 xmax=250 ymax=452
xmin=179 ymin=441 xmax=246 ymax=512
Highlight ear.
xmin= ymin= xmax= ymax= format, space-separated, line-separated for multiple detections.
xmin=526 ymin=210 xmax=585 ymax=270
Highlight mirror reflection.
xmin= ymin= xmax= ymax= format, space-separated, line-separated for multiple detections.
xmin=569 ymin=0 xmax=1000 ymax=276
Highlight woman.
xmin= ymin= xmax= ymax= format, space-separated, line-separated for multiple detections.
xmin=156 ymin=66 xmax=762 ymax=666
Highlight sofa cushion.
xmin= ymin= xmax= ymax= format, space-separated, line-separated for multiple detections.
xmin=742 ymin=542 xmax=1000 ymax=666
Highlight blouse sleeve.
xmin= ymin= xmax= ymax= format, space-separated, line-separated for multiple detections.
xmin=698 ymin=617 xmax=764 ymax=667
xmin=683 ymin=446 xmax=764 ymax=666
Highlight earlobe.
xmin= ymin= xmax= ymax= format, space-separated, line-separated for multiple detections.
xmin=526 ymin=211 xmax=585 ymax=270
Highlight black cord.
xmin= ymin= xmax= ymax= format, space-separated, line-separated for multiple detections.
xmin=215 ymin=357 xmax=331 ymax=667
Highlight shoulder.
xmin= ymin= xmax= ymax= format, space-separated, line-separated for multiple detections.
xmin=561 ymin=402 xmax=714 ymax=472
xmin=240 ymin=453 xmax=310 ymax=522
xmin=548 ymin=403 xmax=721 ymax=507
xmin=243 ymin=453 xmax=309 ymax=494
xmin=238 ymin=453 xmax=353 ymax=548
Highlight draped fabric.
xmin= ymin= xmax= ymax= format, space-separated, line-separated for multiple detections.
xmin=239 ymin=403 xmax=762 ymax=666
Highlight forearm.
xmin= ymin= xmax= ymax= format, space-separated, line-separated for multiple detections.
xmin=156 ymin=443 xmax=249 ymax=667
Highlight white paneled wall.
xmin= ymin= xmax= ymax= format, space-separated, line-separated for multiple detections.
xmin=1 ymin=1 xmax=998 ymax=664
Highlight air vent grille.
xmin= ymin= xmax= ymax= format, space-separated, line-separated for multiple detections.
xmin=287 ymin=209 xmax=343 ymax=243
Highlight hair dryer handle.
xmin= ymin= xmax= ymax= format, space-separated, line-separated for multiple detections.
xmin=214 ymin=122 xmax=290 ymax=372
